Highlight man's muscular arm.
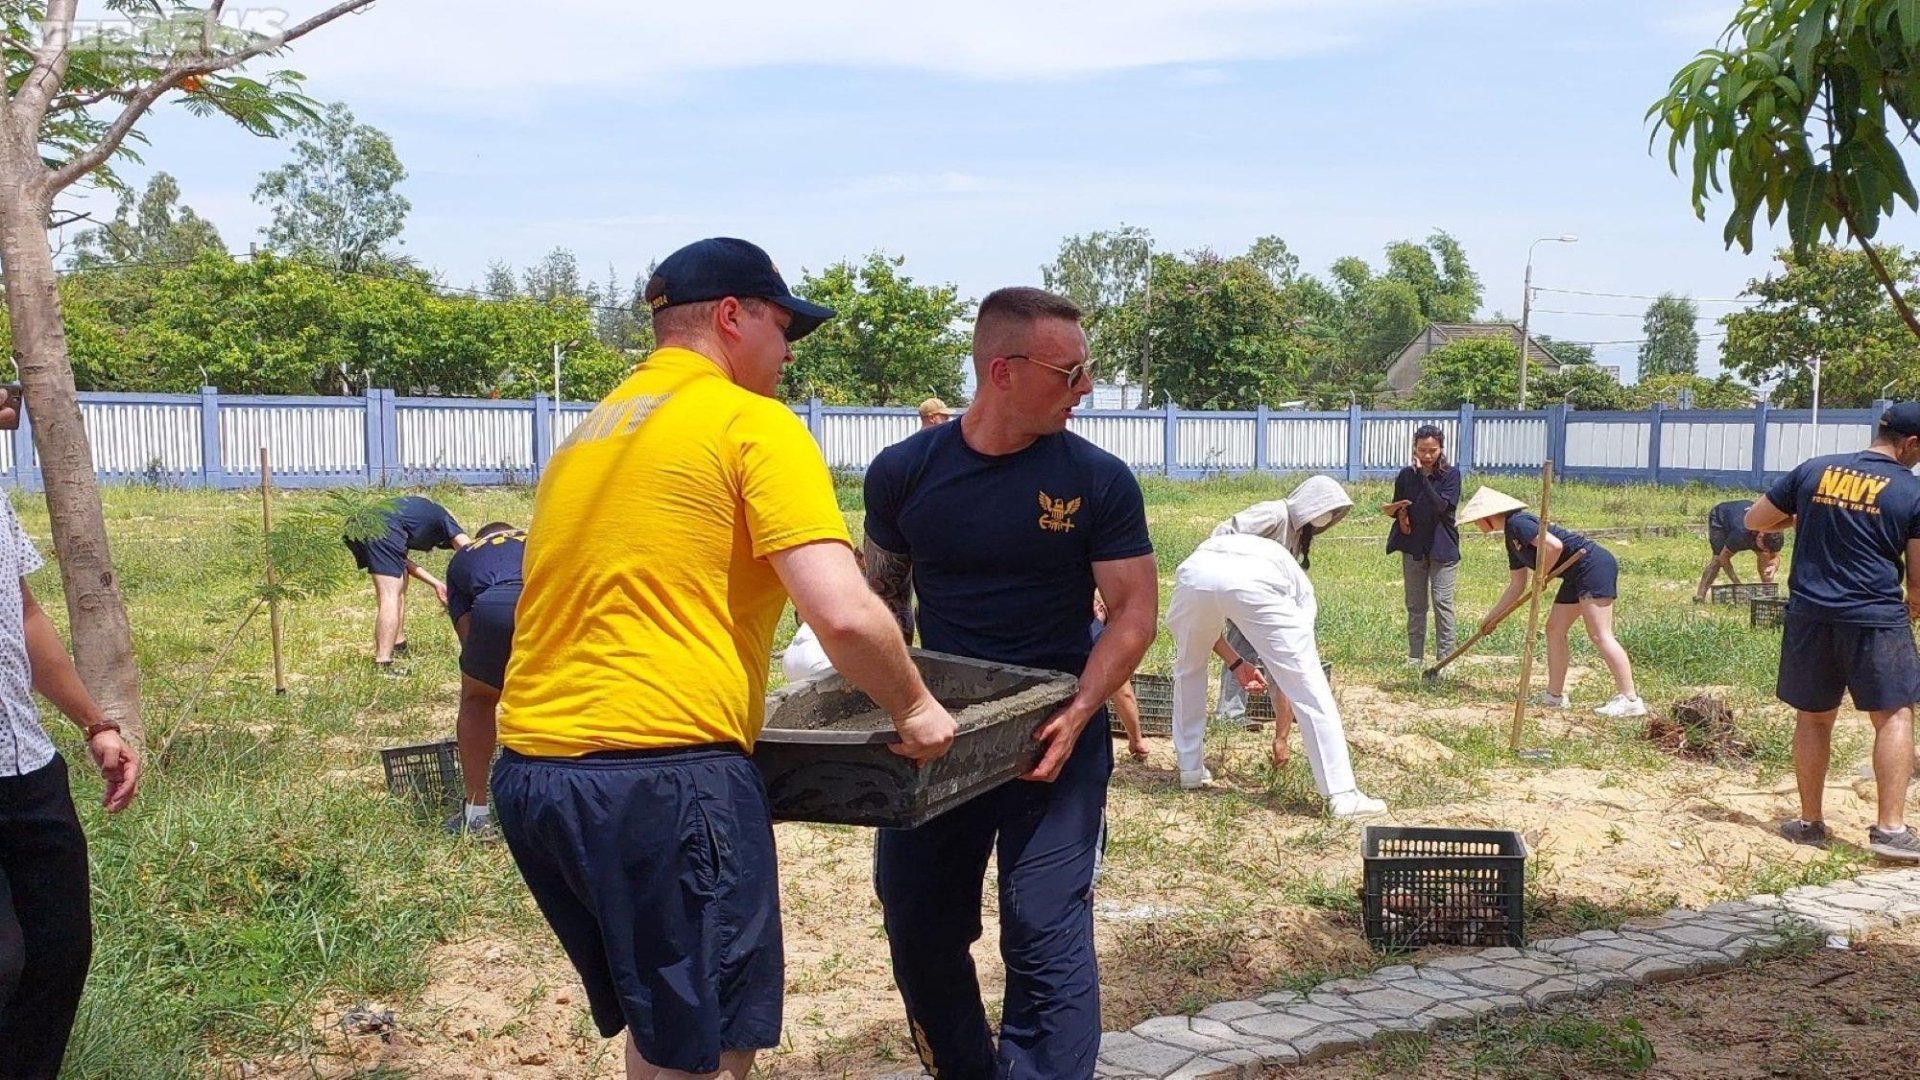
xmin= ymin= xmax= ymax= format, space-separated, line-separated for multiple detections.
xmin=863 ymin=535 xmax=915 ymax=643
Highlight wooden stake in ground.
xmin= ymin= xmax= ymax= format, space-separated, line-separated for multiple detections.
xmin=260 ymin=448 xmax=287 ymax=695
xmin=1510 ymin=459 xmax=1556 ymax=752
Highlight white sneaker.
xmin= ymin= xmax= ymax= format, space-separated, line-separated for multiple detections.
xmin=1595 ymin=694 xmax=1648 ymax=718
xmin=1329 ymin=790 xmax=1388 ymax=819
xmin=1531 ymin=690 xmax=1570 ymax=709
xmin=1179 ymin=768 xmax=1215 ymax=791
xmin=1405 ymin=656 xmax=1425 ymax=668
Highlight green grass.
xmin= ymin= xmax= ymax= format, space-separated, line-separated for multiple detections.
xmin=5 ymin=473 xmax=1843 ymax=1075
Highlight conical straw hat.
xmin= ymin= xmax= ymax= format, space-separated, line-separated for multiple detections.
xmin=1455 ymin=485 xmax=1528 ymax=527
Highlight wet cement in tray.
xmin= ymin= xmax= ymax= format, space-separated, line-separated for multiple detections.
xmin=771 ymin=687 xmax=1028 ymax=733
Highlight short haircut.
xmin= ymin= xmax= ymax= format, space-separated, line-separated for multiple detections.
xmin=1413 ymin=423 xmax=1446 ymax=446
xmin=651 ymin=298 xmax=718 ymax=341
xmin=475 ymin=521 xmax=517 ymax=539
xmin=973 ymin=287 xmax=1083 ymax=362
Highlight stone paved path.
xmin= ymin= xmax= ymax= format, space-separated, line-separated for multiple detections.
xmin=876 ymin=867 xmax=1920 ymax=1080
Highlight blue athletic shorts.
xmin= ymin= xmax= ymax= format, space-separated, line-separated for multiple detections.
xmin=1776 ymin=614 xmax=1920 ymax=713
xmin=491 ymin=745 xmax=782 ymax=1073
xmin=458 ymin=596 xmax=516 ymax=690
xmin=1554 ymin=545 xmax=1619 ymax=605
xmin=343 ymin=532 xmax=408 ymax=578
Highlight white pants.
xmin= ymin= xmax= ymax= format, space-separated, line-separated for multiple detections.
xmin=781 ymin=622 xmax=835 ymax=684
xmin=1165 ymin=550 xmax=1360 ymax=797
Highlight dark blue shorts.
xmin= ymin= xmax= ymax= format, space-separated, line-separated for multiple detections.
xmin=1776 ymin=614 xmax=1920 ymax=713
xmin=1555 ymin=545 xmax=1618 ymax=605
xmin=491 ymin=745 xmax=782 ymax=1072
xmin=459 ymin=597 xmax=516 ymax=690
xmin=343 ymin=531 xmax=408 ymax=578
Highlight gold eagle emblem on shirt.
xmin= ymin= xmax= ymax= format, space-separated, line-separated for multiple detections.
xmin=1038 ymin=491 xmax=1082 ymax=533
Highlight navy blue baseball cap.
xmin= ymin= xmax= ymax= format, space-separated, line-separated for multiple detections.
xmin=1882 ymin=401 xmax=1920 ymax=437
xmin=643 ymin=237 xmax=835 ymax=342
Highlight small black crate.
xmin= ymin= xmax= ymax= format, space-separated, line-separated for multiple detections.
xmin=1711 ymin=581 xmax=1778 ymax=604
xmin=1361 ymin=825 xmax=1527 ymax=950
xmin=1243 ymin=661 xmax=1334 ymax=725
xmin=380 ymin=739 xmax=463 ymax=818
xmin=1750 ymin=596 xmax=1788 ymax=629
xmin=1112 ymin=673 xmax=1174 ymax=737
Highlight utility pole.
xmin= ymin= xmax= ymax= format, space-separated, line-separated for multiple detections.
xmin=1517 ymin=235 xmax=1577 ymax=409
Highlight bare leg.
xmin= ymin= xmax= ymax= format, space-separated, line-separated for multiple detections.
xmin=626 ymin=1038 xmax=755 ymax=1080
xmin=1112 ymin=680 xmax=1149 ymax=761
xmin=1543 ymin=602 xmax=1579 ymax=696
xmin=1870 ymin=706 xmax=1915 ymax=832
xmin=371 ymin=573 xmax=406 ymax=662
xmin=1694 ymin=554 xmax=1724 ymax=601
xmin=457 ymin=674 xmax=501 ymax=806
xmin=1579 ymin=599 xmax=1637 ymax=699
xmin=1793 ymin=709 xmax=1839 ymax=824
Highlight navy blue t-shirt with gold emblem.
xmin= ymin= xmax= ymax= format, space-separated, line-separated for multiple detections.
xmin=1767 ymin=450 xmax=1920 ymax=626
xmin=445 ymin=529 xmax=526 ymax=622
xmin=864 ymin=421 xmax=1152 ymax=676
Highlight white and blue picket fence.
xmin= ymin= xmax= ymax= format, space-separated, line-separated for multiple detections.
xmin=0 ymin=388 xmax=1896 ymax=492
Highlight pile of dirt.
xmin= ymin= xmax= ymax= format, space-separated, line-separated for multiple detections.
xmin=1645 ymin=694 xmax=1753 ymax=763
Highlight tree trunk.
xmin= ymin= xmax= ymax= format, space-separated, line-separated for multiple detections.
xmin=0 ymin=175 xmax=144 ymax=742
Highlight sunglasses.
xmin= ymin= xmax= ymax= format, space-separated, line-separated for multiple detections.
xmin=1005 ymin=354 xmax=1095 ymax=388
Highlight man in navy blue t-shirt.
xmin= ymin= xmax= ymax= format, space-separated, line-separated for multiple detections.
xmin=863 ymin=287 xmax=1157 ymax=1080
xmin=442 ymin=522 xmax=525 ymax=837
xmin=1748 ymin=402 xmax=1920 ymax=862
xmin=342 ymin=494 xmax=469 ymax=668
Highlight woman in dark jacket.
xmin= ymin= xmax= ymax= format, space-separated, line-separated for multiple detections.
xmin=1383 ymin=424 xmax=1461 ymax=666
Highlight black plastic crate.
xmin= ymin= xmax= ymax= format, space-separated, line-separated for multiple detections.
xmin=757 ymin=650 xmax=1077 ymax=828
xmin=1710 ymin=581 xmax=1778 ymax=604
xmin=380 ymin=738 xmax=463 ymax=818
xmin=1361 ymin=825 xmax=1527 ymax=950
xmin=1750 ymin=596 xmax=1788 ymax=628
xmin=1111 ymin=673 xmax=1173 ymax=738
xmin=1243 ymin=661 xmax=1334 ymax=725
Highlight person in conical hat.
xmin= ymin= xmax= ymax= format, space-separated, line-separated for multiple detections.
xmin=1457 ymin=485 xmax=1645 ymax=718
xmin=1166 ymin=477 xmax=1387 ymax=818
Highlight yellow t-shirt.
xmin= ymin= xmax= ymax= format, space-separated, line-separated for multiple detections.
xmin=497 ymin=347 xmax=849 ymax=755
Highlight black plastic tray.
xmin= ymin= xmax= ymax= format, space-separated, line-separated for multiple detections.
xmin=1361 ymin=825 xmax=1528 ymax=949
xmin=757 ymin=650 xmax=1078 ymax=828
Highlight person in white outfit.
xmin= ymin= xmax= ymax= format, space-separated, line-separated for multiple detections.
xmin=1165 ymin=476 xmax=1388 ymax=818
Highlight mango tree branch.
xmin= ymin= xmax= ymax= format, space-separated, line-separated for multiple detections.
xmin=47 ymin=0 xmax=378 ymax=194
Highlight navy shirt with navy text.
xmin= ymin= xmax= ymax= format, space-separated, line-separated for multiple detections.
xmin=1766 ymin=450 xmax=1920 ymax=626
xmin=864 ymin=422 xmax=1152 ymax=677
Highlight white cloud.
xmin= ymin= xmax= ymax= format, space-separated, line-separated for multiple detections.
xmin=225 ymin=0 xmax=1510 ymax=108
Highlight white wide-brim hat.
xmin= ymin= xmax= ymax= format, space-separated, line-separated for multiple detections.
xmin=1455 ymin=485 xmax=1529 ymax=527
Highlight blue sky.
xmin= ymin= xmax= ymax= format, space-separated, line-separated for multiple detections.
xmin=62 ymin=0 xmax=1920 ymax=378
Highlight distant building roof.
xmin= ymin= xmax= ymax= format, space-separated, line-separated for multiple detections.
xmin=1384 ymin=322 xmax=1566 ymax=398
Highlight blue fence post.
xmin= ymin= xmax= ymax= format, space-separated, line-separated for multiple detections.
xmin=1547 ymin=404 xmax=1569 ymax=471
xmin=1253 ymin=404 xmax=1270 ymax=473
xmin=197 ymin=385 xmax=221 ymax=489
xmin=532 ymin=392 xmax=553 ymax=479
xmin=1457 ymin=402 xmax=1476 ymax=477
xmin=1162 ymin=401 xmax=1179 ymax=477
xmin=806 ymin=396 xmax=823 ymax=443
xmin=1344 ymin=403 xmax=1364 ymax=482
xmin=1749 ymin=401 xmax=1770 ymax=490
xmin=11 ymin=400 xmax=34 ymax=493
xmin=362 ymin=390 xmax=385 ymax=486
xmin=380 ymin=390 xmax=401 ymax=485
xmin=1646 ymin=403 xmax=1665 ymax=485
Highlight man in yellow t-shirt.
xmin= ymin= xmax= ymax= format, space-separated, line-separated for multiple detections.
xmin=491 ymin=238 xmax=956 ymax=1080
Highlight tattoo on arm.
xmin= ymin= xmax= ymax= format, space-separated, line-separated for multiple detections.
xmin=862 ymin=538 xmax=915 ymax=643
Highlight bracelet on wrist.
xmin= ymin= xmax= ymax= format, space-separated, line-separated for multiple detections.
xmin=83 ymin=720 xmax=121 ymax=741
xmin=1228 ymin=657 xmax=1245 ymax=672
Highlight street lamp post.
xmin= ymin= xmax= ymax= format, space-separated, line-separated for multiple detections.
xmin=1517 ymin=235 xmax=1578 ymax=410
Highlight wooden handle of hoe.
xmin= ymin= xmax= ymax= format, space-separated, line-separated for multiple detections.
xmin=1421 ymin=548 xmax=1587 ymax=678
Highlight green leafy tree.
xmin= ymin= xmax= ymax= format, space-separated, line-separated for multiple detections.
xmin=1719 ymin=243 xmax=1920 ymax=405
xmin=1631 ymin=373 xmax=1757 ymax=409
xmin=70 ymin=171 xmax=223 ymax=268
xmin=521 ymin=246 xmax=584 ymax=304
xmin=1533 ymin=363 xmax=1630 ymax=410
xmin=1650 ymin=0 xmax=1920 ymax=337
xmin=1533 ymin=333 xmax=1597 ymax=366
xmin=1383 ymin=231 xmax=1482 ymax=322
xmin=1040 ymin=225 xmax=1153 ymax=382
xmin=1638 ymin=293 xmax=1701 ymax=378
xmin=1119 ymin=250 xmax=1308 ymax=410
xmin=0 ymin=0 xmax=378 ymax=739
xmin=1411 ymin=338 xmax=1528 ymax=409
xmin=784 ymin=252 xmax=970 ymax=405
xmin=254 ymin=101 xmax=409 ymax=272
